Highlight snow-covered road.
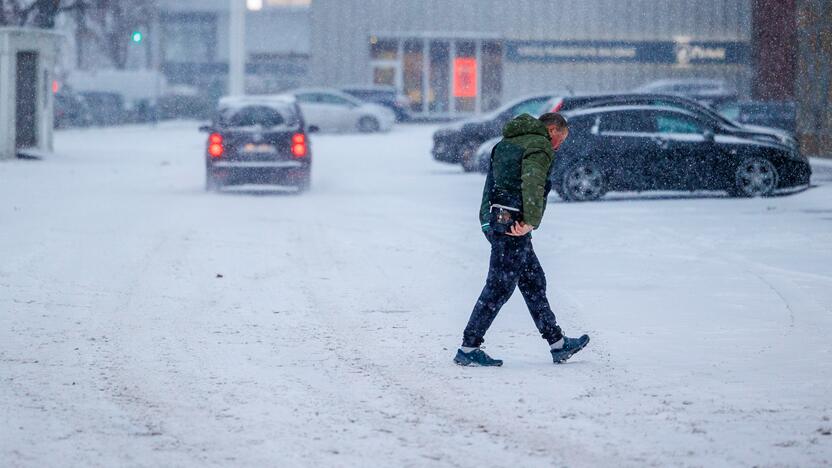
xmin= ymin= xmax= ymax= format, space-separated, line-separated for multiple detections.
xmin=2 ymin=122 xmax=831 ymax=467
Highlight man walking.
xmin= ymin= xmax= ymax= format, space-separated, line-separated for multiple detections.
xmin=455 ymin=112 xmax=590 ymax=367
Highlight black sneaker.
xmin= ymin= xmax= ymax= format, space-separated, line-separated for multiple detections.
xmin=454 ymin=348 xmax=503 ymax=367
xmin=550 ymin=334 xmax=590 ymax=364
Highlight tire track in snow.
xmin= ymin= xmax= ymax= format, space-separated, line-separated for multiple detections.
xmin=292 ymin=219 xmax=622 ymax=467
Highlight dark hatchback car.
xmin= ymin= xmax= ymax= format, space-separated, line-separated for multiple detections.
xmin=200 ymin=96 xmax=313 ymax=192
xmin=551 ymin=105 xmax=810 ymax=201
xmin=341 ymin=86 xmax=411 ymax=122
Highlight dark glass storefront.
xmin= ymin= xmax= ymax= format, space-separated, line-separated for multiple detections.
xmin=370 ymin=35 xmax=503 ymax=118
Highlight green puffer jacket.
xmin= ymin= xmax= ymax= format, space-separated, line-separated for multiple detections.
xmin=479 ymin=113 xmax=554 ymax=230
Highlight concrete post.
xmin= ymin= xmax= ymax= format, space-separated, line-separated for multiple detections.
xmin=0 ymin=35 xmax=14 ymax=160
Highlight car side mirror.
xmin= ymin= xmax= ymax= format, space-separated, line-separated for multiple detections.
xmin=703 ymin=129 xmax=715 ymax=142
xmin=308 ymin=125 xmax=320 ymax=133
xmin=199 ymin=124 xmax=213 ymax=133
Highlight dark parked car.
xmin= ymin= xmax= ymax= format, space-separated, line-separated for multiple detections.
xmin=551 ymin=105 xmax=810 ymax=201
xmin=341 ymin=86 xmax=411 ymax=122
xmin=432 ymin=94 xmax=558 ymax=171
xmin=568 ymin=93 xmax=799 ymax=150
xmin=478 ymin=93 xmax=801 ymax=176
xmin=717 ymin=101 xmax=797 ymax=133
xmin=200 ymin=96 xmax=313 ymax=192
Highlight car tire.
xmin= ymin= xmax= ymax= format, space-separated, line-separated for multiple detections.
xmin=358 ymin=116 xmax=380 ymax=133
xmin=460 ymin=143 xmax=481 ymax=172
xmin=729 ymin=157 xmax=779 ymax=198
xmin=560 ymin=161 xmax=606 ymax=202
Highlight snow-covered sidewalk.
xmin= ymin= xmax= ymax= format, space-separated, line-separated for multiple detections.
xmin=2 ymin=122 xmax=831 ymax=466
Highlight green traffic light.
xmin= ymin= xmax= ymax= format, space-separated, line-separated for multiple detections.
xmin=131 ymin=31 xmax=143 ymax=43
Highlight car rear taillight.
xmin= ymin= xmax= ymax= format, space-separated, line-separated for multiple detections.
xmin=208 ymin=133 xmax=224 ymax=158
xmin=291 ymin=133 xmax=307 ymax=158
xmin=550 ymin=98 xmax=564 ymax=113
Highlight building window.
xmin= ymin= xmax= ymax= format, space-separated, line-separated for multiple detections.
xmin=481 ymin=42 xmax=503 ymax=112
xmin=367 ymin=36 xmax=503 ymax=116
xmin=454 ymin=41 xmax=477 ymax=113
xmin=370 ymin=38 xmax=401 ymax=90
xmin=370 ymin=38 xmax=398 ymax=60
xmin=161 ymin=13 xmax=217 ymax=64
xmin=403 ymin=40 xmax=424 ymax=112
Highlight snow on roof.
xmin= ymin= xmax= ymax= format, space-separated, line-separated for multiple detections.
xmin=218 ymin=94 xmax=296 ymax=109
xmin=564 ymin=104 xmax=700 ymax=118
xmin=287 ymin=87 xmax=351 ymax=96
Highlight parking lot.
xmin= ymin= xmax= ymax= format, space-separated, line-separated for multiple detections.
xmin=2 ymin=122 xmax=831 ymax=466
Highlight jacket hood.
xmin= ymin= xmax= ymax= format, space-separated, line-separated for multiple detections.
xmin=502 ymin=113 xmax=550 ymax=140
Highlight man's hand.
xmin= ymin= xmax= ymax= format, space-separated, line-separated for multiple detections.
xmin=507 ymin=221 xmax=533 ymax=237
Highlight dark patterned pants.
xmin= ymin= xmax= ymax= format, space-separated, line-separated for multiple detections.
xmin=462 ymin=232 xmax=562 ymax=348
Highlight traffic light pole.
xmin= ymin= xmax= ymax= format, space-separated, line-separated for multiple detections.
xmin=229 ymin=0 xmax=246 ymax=96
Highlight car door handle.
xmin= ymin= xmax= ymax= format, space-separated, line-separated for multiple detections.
xmin=651 ymin=136 xmax=669 ymax=149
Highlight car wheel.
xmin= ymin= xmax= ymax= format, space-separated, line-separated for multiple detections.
xmin=730 ymin=157 xmax=778 ymax=198
xmin=460 ymin=143 xmax=481 ymax=172
xmin=561 ymin=162 xmax=606 ymax=202
xmin=358 ymin=116 xmax=380 ymax=133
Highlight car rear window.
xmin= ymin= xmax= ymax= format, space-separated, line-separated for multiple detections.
xmin=217 ymin=104 xmax=297 ymax=128
xmin=599 ymin=111 xmax=655 ymax=133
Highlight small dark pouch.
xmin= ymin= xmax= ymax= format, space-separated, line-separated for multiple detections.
xmin=489 ymin=206 xmax=519 ymax=234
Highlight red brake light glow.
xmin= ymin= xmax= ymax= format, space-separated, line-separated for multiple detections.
xmin=208 ymin=133 xmax=224 ymax=158
xmin=291 ymin=133 xmax=307 ymax=158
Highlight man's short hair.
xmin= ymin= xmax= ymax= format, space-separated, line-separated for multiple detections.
xmin=539 ymin=112 xmax=568 ymax=130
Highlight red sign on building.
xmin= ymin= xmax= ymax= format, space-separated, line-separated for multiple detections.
xmin=453 ymin=57 xmax=478 ymax=98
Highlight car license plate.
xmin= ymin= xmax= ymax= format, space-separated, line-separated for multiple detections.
xmin=242 ymin=143 xmax=277 ymax=154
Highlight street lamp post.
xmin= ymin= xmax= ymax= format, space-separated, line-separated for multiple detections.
xmin=229 ymin=0 xmax=246 ymax=96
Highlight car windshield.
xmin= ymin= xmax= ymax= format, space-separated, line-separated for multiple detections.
xmin=217 ymin=104 xmax=297 ymax=129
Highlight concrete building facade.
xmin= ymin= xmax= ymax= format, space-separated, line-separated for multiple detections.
xmin=309 ymin=0 xmax=754 ymax=119
xmin=157 ymin=0 xmax=310 ymax=97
